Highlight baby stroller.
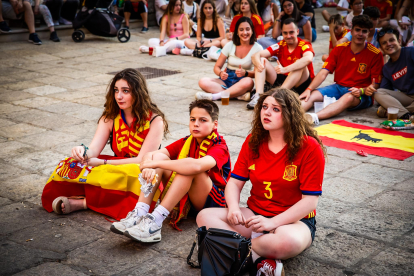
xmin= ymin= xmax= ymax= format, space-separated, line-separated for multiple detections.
xmin=72 ymin=0 xmax=130 ymax=43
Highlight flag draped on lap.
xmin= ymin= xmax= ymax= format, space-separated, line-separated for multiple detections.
xmin=316 ymin=120 xmax=414 ymax=160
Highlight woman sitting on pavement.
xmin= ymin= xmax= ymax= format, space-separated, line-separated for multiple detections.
xmin=139 ymin=0 xmax=190 ymax=55
xmin=258 ymin=0 xmax=312 ymax=49
xmin=196 ymin=17 xmax=263 ymax=102
xmin=220 ymin=0 xmax=265 ymax=47
xmin=197 ymin=87 xmax=326 ymax=276
xmin=180 ymin=0 xmax=225 ymax=55
xmin=41 ymin=68 xmax=168 ymax=220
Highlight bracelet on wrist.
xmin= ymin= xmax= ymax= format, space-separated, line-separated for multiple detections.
xmin=80 ymin=143 xmax=89 ymax=158
xmin=305 ymin=87 xmax=312 ymax=91
xmin=360 ymin=88 xmax=365 ymax=95
xmin=244 ymin=70 xmax=248 ymax=77
xmin=104 ymin=159 xmax=107 ymax=165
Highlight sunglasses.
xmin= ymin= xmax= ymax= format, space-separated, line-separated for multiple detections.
xmin=378 ymin=28 xmax=398 ymax=38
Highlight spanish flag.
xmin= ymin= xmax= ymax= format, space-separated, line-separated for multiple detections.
xmin=316 ymin=120 xmax=414 ymax=160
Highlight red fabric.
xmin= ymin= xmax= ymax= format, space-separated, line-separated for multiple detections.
xmin=329 ymin=28 xmax=349 ymax=50
xmin=165 ymin=132 xmax=231 ymax=189
xmin=364 ymin=0 xmax=393 ymax=18
xmin=323 ymin=42 xmax=384 ymax=87
xmin=229 ymin=14 xmax=265 ymax=37
xmin=231 ymin=135 xmax=325 ymax=218
xmin=266 ymin=38 xmax=316 ymax=79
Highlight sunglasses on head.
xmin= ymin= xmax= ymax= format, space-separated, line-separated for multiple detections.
xmin=378 ymin=28 xmax=398 ymax=38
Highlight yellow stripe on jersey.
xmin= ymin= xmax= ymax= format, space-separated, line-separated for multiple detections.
xmin=248 ymin=164 xmax=255 ymax=170
xmin=322 ymin=61 xmax=328 ymax=68
xmin=302 ymin=45 xmax=309 ymax=51
xmin=338 ymin=41 xmax=350 ymax=47
xmin=367 ymin=45 xmax=380 ymax=54
xmin=251 ymin=14 xmax=262 ymax=24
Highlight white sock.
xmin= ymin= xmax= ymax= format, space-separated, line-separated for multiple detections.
xmin=212 ymin=92 xmax=223 ymax=100
xmin=135 ymin=202 xmax=150 ymax=217
xmin=152 ymin=205 xmax=170 ymax=226
xmin=180 ymin=47 xmax=194 ymax=55
xmin=308 ymin=112 xmax=320 ymax=125
xmin=139 ymin=46 xmax=149 ymax=53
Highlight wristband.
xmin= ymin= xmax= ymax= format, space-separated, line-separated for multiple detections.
xmin=104 ymin=159 xmax=107 ymax=165
xmin=244 ymin=70 xmax=248 ymax=77
xmin=176 ymin=37 xmax=178 ymax=40
xmin=210 ymin=39 xmax=212 ymax=43
xmin=360 ymin=88 xmax=364 ymax=95
xmin=80 ymin=143 xmax=89 ymax=158
xmin=276 ymin=19 xmax=281 ymax=22
xmin=305 ymin=88 xmax=312 ymax=91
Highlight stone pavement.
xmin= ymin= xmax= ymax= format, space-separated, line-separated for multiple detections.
xmin=1 ymin=8 xmax=413 ymax=276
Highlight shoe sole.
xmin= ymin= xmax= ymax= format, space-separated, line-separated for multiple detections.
xmin=28 ymin=39 xmax=42 ymax=45
xmin=246 ymin=104 xmax=255 ymax=110
xmin=110 ymin=225 xmax=125 ymax=235
xmin=124 ymin=231 xmax=162 ymax=243
xmin=0 ymin=30 xmax=11 ymax=33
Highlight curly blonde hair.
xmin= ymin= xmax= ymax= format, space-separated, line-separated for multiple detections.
xmin=249 ymin=87 xmax=326 ymax=163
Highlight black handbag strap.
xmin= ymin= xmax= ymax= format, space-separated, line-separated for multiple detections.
xmin=186 ymin=234 xmax=201 ymax=269
xmin=235 ymin=244 xmax=252 ymax=275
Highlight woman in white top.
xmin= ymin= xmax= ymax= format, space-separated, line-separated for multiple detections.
xmin=183 ymin=0 xmax=199 ymax=22
xmin=196 ymin=17 xmax=263 ymax=101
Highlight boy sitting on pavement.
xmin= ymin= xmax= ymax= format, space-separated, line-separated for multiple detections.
xmin=300 ymin=15 xmax=384 ymax=125
xmin=375 ymin=25 xmax=414 ymax=119
xmin=111 ymin=99 xmax=231 ymax=242
xmin=248 ymin=18 xmax=315 ymax=109
xmin=322 ymin=14 xmax=350 ymax=62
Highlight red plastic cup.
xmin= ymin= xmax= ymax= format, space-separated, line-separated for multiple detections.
xmin=149 ymin=47 xmax=153 ymax=55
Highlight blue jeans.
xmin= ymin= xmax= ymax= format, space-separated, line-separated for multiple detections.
xmin=220 ymin=68 xmax=245 ymax=89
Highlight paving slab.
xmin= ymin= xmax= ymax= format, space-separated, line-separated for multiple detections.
xmin=366 ymin=190 xmax=414 ymax=215
xmin=0 ymin=174 xmax=47 ymax=201
xmin=17 ymin=130 xmax=79 ymax=148
xmin=13 ymin=262 xmax=89 ymax=276
xmin=0 ymin=103 xmax=28 ymax=115
xmin=0 ymin=123 xmax=46 ymax=138
xmin=0 ymin=140 xmax=37 ymax=159
xmin=283 ymin=255 xmax=346 ymax=276
xmin=13 ymin=96 xmax=62 ymax=108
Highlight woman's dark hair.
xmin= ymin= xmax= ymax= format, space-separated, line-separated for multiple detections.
xmin=281 ymin=0 xmax=302 ymax=23
xmin=352 ymin=15 xmax=373 ymax=30
xmin=232 ymin=16 xmax=257 ymax=45
xmin=200 ymin=0 xmax=220 ymax=33
xmin=243 ymin=0 xmax=260 ymax=15
xmin=189 ymin=99 xmax=219 ymax=121
xmin=249 ymin=87 xmax=326 ymax=163
xmin=363 ymin=6 xmax=381 ymax=20
xmin=100 ymin=68 xmax=169 ymax=137
xmin=257 ymin=0 xmax=268 ymax=18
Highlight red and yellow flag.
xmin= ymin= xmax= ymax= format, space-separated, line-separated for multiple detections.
xmin=316 ymin=120 xmax=414 ymax=160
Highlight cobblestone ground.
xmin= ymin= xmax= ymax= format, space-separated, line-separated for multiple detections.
xmin=1 ymin=11 xmax=413 ymax=276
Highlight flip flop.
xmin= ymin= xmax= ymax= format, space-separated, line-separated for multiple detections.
xmin=52 ymin=196 xmax=86 ymax=214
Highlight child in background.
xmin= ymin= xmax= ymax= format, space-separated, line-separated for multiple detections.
xmin=345 ymin=0 xmax=363 ymax=29
xmin=322 ymin=0 xmax=351 ymax=30
xmin=322 ymin=14 xmax=349 ymax=61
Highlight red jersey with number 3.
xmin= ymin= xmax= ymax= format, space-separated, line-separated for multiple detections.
xmin=322 ymin=41 xmax=384 ymax=88
xmin=230 ymin=14 xmax=265 ymax=37
xmin=231 ymin=135 xmax=325 ymax=218
xmin=266 ymin=38 xmax=315 ymax=79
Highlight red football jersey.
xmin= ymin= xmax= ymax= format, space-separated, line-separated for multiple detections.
xmin=329 ymin=28 xmax=349 ymax=50
xmin=166 ymin=134 xmax=231 ymax=189
xmin=266 ymin=38 xmax=315 ymax=79
xmin=364 ymin=0 xmax=393 ymax=19
xmin=230 ymin=14 xmax=265 ymax=38
xmin=231 ymin=135 xmax=325 ymax=218
xmin=322 ymin=42 xmax=384 ymax=88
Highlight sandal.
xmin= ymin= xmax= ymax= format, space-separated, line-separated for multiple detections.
xmin=52 ymin=196 xmax=87 ymax=214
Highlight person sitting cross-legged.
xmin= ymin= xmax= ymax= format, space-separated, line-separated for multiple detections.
xmin=300 ymin=15 xmax=384 ymax=125
xmin=374 ymin=25 xmax=414 ymax=119
xmin=248 ymin=18 xmax=315 ymax=109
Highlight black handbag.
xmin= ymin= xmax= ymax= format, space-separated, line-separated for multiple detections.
xmin=187 ymin=226 xmax=252 ymax=276
xmin=193 ymin=45 xmax=210 ymax=58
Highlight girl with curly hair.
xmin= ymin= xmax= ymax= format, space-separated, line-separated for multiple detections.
xmin=42 ymin=68 xmax=168 ymax=219
xmin=196 ymin=88 xmax=326 ymax=276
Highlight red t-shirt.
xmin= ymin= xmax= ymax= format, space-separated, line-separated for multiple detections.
xmin=322 ymin=42 xmax=384 ymax=88
xmin=231 ymin=135 xmax=325 ymax=218
xmin=364 ymin=0 xmax=393 ymax=19
xmin=266 ymin=37 xmax=315 ymax=79
xmin=329 ymin=28 xmax=350 ymax=50
xmin=230 ymin=14 xmax=265 ymax=37
xmin=165 ymin=135 xmax=231 ymax=189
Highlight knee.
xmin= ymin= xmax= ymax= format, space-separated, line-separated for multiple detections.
xmin=242 ymin=78 xmax=254 ymax=89
xmin=375 ymin=88 xmax=389 ymax=96
xmin=23 ymin=1 xmax=32 ymax=9
xmin=342 ymin=93 xmax=357 ymax=104
xmin=199 ymin=77 xmax=211 ymax=89
xmin=196 ymin=208 xmax=212 ymax=226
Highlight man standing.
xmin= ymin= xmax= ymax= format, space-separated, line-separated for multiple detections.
xmin=249 ymin=18 xmax=315 ymax=109
xmin=300 ymin=15 xmax=383 ymax=125
xmin=375 ymin=26 xmax=414 ymax=119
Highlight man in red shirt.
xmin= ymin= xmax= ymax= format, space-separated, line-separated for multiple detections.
xmin=364 ymin=0 xmax=393 ymax=27
xmin=249 ymin=18 xmax=315 ymax=109
xmin=300 ymin=15 xmax=384 ymax=125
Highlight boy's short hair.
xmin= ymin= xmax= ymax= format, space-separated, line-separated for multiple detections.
xmin=363 ymin=6 xmax=381 ymax=20
xmin=282 ymin=18 xmax=298 ymax=29
xmin=328 ymin=14 xmax=344 ymax=25
xmin=352 ymin=15 xmax=373 ymax=30
xmin=350 ymin=0 xmax=360 ymax=6
xmin=189 ymin=100 xmax=219 ymax=121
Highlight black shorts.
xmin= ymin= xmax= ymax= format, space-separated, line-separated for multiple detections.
xmin=250 ymin=208 xmax=316 ymax=242
xmin=265 ymin=74 xmax=312 ymax=95
xmin=124 ymin=1 xmax=147 ymax=17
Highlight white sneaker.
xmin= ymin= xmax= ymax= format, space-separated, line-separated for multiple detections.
xmin=124 ymin=213 xmax=162 ymax=243
xmin=305 ymin=113 xmax=319 ymax=125
xmin=247 ymin=93 xmax=260 ymax=110
xmin=180 ymin=47 xmax=194 ymax=56
xmin=322 ymin=25 xmax=329 ymax=32
xmin=139 ymin=46 xmax=149 ymax=53
xmin=195 ymin=91 xmax=213 ymax=100
xmin=110 ymin=209 xmax=143 ymax=235
xmin=237 ymin=92 xmax=251 ymax=102
xmin=256 ymin=259 xmax=285 ymax=276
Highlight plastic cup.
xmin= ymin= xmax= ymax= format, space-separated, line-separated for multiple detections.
xmin=387 ymin=107 xmax=398 ymax=120
xmin=314 ymin=102 xmax=324 ymax=113
xmin=149 ymin=47 xmax=153 ymax=55
xmin=221 ymin=91 xmax=230 ymax=105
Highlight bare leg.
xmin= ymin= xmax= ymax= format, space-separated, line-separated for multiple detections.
xmin=199 ymin=77 xmax=226 ymax=94
xmin=184 ymin=39 xmax=203 ymax=49
xmin=141 ymin=12 xmax=148 ymax=28
xmin=254 ymin=57 xmax=277 ymax=95
xmin=23 ymin=1 xmax=35 ymax=33
xmin=221 ymin=38 xmax=230 ymax=47
xmin=124 ymin=11 xmax=131 ymax=27
xmin=225 ymin=78 xmax=254 ymax=98
xmin=316 ymin=93 xmax=360 ymax=120
xmin=281 ymin=67 xmax=309 ymax=90
xmin=62 ymin=198 xmax=86 ymax=213
xmin=322 ymin=10 xmax=331 ymax=22
xmin=202 ymin=40 xmax=221 ymax=48
xmin=301 ymin=89 xmax=324 ymax=111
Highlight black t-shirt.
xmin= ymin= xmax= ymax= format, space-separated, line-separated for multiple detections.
xmin=299 ymin=2 xmax=316 ymax=29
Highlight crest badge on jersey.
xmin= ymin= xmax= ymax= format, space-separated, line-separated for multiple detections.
xmin=271 ymin=43 xmax=279 ymax=51
xmin=283 ymin=164 xmax=297 ymax=181
xmin=357 ymin=63 xmax=367 ymax=74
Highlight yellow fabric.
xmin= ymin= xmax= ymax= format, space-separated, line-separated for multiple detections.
xmin=316 ymin=124 xmax=414 ymax=153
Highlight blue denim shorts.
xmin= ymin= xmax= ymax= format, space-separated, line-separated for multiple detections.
xmin=220 ymin=68 xmax=245 ymax=89
xmin=317 ymin=83 xmax=372 ymax=111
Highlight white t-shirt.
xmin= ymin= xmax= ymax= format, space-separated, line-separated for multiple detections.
xmin=345 ymin=9 xmax=363 ymax=28
xmin=155 ymin=0 xmax=169 ymax=25
xmin=261 ymin=5 xmax=272 ymax=23
xmin=221 ymin=41 xmax=263 ymax=70
xmin=183 ymin=1 xmax=197 ymax=20
xmin=337 ymin=0 xmax=350 ymax=18
xmin=200 ymin=0 xmax=228 ymax=19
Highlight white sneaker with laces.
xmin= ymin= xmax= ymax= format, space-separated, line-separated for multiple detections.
xmin=195 ymin=91 xmax=213 ymax=100
xmin=139 ymin=46 xmax=149 ymax=53
xmin=124 ymin=213 xmax=162 ymax=243
xmin=247 ymin=93 xmax=260 ymax=110
xmin=110 ymin=209 xmax=143 ymax=235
